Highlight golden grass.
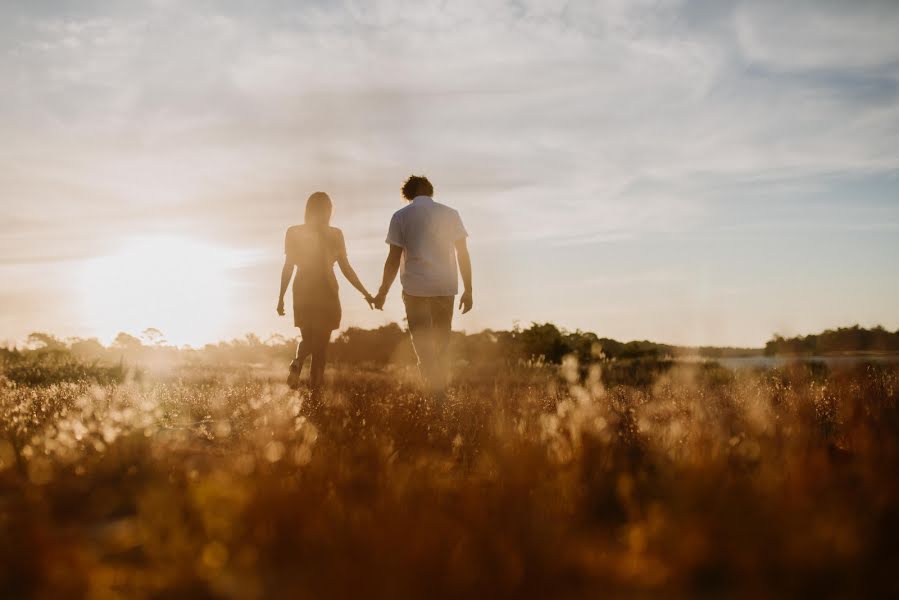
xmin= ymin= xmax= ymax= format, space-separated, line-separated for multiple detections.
xmin=0 ymin=361 xmax=897 ymax=598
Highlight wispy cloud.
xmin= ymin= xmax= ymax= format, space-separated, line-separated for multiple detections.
xmin=1 ymin=0 xmax=898 ymax=345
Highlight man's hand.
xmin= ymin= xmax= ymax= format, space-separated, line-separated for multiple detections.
xmin=373 ymin=291 xmax=386 ymax=310
xmin=459 ymin=290 xmax=473 ymax=314
xmin=375 ymin=245 xmax=402 ymax=312
xmin=276 ymin=298 xmax=285 ymax=316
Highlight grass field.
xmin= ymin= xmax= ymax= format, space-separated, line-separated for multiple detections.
xmin=1 ymin=358 xmax=898 ymax=598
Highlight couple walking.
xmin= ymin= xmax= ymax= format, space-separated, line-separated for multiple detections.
xmin=276 ymin=175 xmax=473 ymax=394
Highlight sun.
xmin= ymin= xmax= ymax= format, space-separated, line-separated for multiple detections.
xmin=78 ymin=235 xmax=251 ymax=347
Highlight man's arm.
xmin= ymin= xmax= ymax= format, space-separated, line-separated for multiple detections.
xmin=456 ymin=238 xmax=473 ymax=314
xmin=374 ymin=244 xmax=403 ymax=309
xmin=277 ymin=259 xmax=294 ymax=315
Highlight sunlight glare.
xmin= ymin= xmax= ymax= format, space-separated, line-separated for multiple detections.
xmin=78 ymin=235 xmax=252 ymax=347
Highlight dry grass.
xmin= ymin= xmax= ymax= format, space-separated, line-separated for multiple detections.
xmin=1 ymin=360 xmax=897 ymax=599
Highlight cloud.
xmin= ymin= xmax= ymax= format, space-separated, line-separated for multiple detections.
xmin=585 ymin=269 xmax=687 ymax=287
xmin=1 ymin=0 xmax=898 ymax=345
xmin=735 ymin=0 xmax=899 ymax=71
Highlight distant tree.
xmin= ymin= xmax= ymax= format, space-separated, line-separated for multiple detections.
xmin=141 ymin=328 xmax=167 ymax=346
xmin=69 ymin=338 xmax=106 ymax=361
xmin=265 ymin=334 xmax=289 ymax=346
xmin=765 ymin=325 xmax=899 ymax=355
xmin=331 ymin=324 xmax=414 ymax=365
xmin=243 ymin=333 xmax=264 ymax=347
xmin=26 ymin=332 xmax=65 ymax=351
xmin=564 ymin=330 xmax=601 ymax=363
xmin=452 ymin=330 xmax=503 ymax=365
xmin=113 ymin=332 xmax=143 ymax=350
xmin=518 ymin=323 xmax=569 ymax=363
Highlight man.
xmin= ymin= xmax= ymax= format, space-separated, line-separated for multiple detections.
xmin=374 ymin=175 xmax=473 ymax=392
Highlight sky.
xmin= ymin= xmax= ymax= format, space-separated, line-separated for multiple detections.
xmin=1 ymin=0 xmax=898 ymax=348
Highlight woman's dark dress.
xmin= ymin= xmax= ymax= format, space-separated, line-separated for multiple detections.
xmin=284 ymin=225 xmax=346 ymax=331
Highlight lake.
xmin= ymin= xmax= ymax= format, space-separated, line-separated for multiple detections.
xmin=694 ymin=355 xmax=899 ymax=370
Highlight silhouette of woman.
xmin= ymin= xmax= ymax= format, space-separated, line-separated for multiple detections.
xmin=277 ymin=192 xmax=373 ymax=393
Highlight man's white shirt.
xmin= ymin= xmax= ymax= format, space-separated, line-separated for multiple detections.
xmin=385 ymin=196 xmax=468 ymax=297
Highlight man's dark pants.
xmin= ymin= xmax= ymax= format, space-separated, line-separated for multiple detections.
xmin=402 ymin=292 xmax=454 ymax=391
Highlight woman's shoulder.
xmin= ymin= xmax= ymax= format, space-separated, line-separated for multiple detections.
xmin=287 ymin=224 xmax=342 ymax=242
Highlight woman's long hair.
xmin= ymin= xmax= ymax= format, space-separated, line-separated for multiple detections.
xmin=304 ymin=192 xmax=332 ymax=228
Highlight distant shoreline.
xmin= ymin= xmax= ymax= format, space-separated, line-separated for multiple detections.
xmin=679 ymin=350 xmax=899 ymax=359
xmin=679 ymin=353 xmax=899 ymax=370
xmin=766 ymin=350 xmax=899 ymax=358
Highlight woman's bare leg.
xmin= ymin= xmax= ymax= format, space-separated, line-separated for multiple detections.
xmin=295 ymin=336 xmax=313 ymax=364
xmin=289 ymin=331 xmax=314 ymax=389
xmin=309 ymin=329 xmax=332 ymax=394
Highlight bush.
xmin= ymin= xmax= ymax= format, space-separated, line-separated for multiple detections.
xmin=0 ymin=348 xmax=128 ymax=386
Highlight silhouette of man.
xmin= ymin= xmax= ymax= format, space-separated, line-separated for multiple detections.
xmin=374 ymin=175 xmax=473 ymax=392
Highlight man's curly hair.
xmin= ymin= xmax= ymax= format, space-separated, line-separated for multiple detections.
xmin=401 ymin=175 xmax=434 ymax=200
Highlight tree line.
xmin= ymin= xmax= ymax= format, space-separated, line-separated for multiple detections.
xmin=3 ymin=323 xmax=752 ymax=374
xmin=5 ymin=323 xmax=894 ymax=384
xmin=764 ymin=325 xmax=899 ymax=355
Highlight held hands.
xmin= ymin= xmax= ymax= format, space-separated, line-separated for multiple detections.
xmin=459 ymin=290 xmax=473 ymax=314
xmin=276 ymin=297 xmax=285 ymax=316
xmin=363 ymin=289 xmax=471 ymax=312
xmin=363 ymin=291 xmax=376 ymax=310
xmin=373 ymin=291 xmax=387 ymax=311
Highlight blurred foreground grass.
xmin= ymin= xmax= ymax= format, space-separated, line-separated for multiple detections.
xmin=1 ymin=359 xmax=897 ymax=599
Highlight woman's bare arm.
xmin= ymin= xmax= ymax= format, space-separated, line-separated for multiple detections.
xmin=337 ymin=255 xmax=374 ymax=307
xmin=277 ymin=259 xmax=294 ymax=315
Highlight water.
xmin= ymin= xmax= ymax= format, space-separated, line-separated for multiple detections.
xmin=699 ymin=355 xmax=899 ymax=370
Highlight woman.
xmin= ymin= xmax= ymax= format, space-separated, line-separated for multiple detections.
xmin=277 ymin=191 xmax=373 ymax=392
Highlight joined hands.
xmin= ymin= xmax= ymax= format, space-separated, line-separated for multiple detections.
xmin=372 ymin=291 xmax=387 ymax=311
xmin=364 ymin=290 xmax=386 ymax=311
